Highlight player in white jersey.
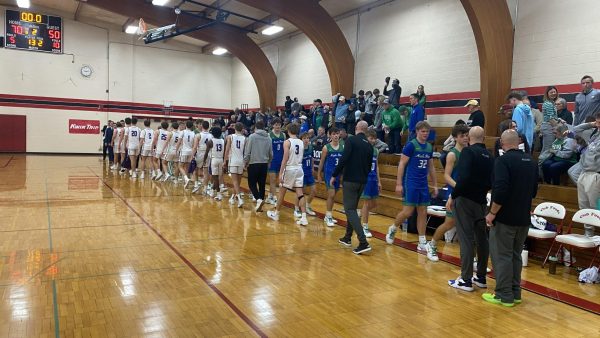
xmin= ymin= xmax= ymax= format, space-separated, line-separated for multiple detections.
xmin=152 ymin=122 xmax=169 ymax=180
xmin=176 ymin=120 xmax=196 ymax=188
xmin=192 ymin=121 xmax=212 ymax=193
xmin=224 ymin=122 xmax=246 ymax=207
xmin=124 ymin=117 xmax=142 ymax=178
xmin=204 ymin=127 xmax=225 ymax=201
xmin=161 ymin=122 xmax=180 ymax=182
xmin=267 ymin=123 xmax=308 ymax=226
xmin=139 ymin=119 xmax=155 ymax=179
xmin=111 ymin=122 xmax=124 ymax=171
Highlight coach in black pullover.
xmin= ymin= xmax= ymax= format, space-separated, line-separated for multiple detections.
xmin=333 ymin=121 xmax=373 ymax=254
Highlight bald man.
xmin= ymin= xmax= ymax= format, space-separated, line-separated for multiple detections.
xmin=447 ymin=126 xmax=494 ymax=292
xmin=333 ymin=121 xmax=374 ymax=254
xmin=483 ymin=130 xmax=538 ymax=307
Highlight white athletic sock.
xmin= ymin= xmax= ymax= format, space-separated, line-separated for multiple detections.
xmin=326 ymin=211 xmax=332 ymax=218
xmin=301 ymin=213 xmax=307 ymax=220
xmin=362 ymin=223 xmax=368 ymax=228
xmin=419 ymin=236 xmax=427 ymax=244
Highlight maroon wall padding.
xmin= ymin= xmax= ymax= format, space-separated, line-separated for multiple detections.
xmin=0 ymin=115 xmax=26 ymax=152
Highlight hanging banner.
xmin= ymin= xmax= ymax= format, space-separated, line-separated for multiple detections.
xmin=69 ymin=119 xmax=100 ymax=134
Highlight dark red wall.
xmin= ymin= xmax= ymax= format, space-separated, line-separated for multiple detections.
xmin=0 ymin=115 xmax=26 ymax=152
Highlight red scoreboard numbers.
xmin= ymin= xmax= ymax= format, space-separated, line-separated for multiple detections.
xmin=4 ymin=9 xmax=63 ymax=54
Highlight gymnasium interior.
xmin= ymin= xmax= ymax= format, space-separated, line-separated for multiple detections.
xmin=0 ymin=0 xmax=599 ymax=337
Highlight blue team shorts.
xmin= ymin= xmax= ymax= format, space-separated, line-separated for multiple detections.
xmin=404 ymin=187 xmax=431 ymax=206
xmin=361 ymin=180 xmax=379 ymax=200
xmin=325 ymin=173 xmax=340 ymax=191
xmin=268 ymin=161 xmax=282 ymax=173
xmin=304 ymin=173 xmax=315 ymax=187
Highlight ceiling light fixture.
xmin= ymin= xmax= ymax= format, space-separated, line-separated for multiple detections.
xmin=212 ymin=47 xmax=228 ymax=56
xmin=125 ymin=25 xmax=139 ymax=34
xmin=16 ymin=0 xmax=30 ymax=8
xmin=262 ymin=25 xmax=283 ymax=36
xmin=152 ymin=0 xmax=169 ymax=6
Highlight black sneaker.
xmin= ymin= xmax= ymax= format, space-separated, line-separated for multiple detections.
xmin=353 ymin=243 xmax=372 ymax=255
xmin=338 ymin=237 xmax=352 ymax=247
xmin=472 ymin=276 xmax=487 ymax=289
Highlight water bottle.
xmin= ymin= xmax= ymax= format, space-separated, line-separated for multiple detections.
xmin=402 ymin=219 xmax=408 ymax=232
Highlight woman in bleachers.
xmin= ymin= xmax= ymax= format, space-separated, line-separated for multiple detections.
xmin=541 ymin=86 xmax=559 ymax=152
xmin=555 ymin=97 xmax=573 ymax=125
xmin=541 ymin=124 xmax=578 ymax=185
xmin=493 ymin=119 xmax=530 ymax=157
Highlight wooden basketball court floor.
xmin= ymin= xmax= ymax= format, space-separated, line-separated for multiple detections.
xmin=0 ymin=154 xmax=598 ymax=337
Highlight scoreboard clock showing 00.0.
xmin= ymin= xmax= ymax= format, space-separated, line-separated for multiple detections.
xmin=4 ymin=9 xmax=63 ymax=54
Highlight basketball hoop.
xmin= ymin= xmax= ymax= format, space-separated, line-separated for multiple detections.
xmin=138 ymin=18 xmax=147 ymax=36
xmin=162 ymin=100 xmax=173 ymax=115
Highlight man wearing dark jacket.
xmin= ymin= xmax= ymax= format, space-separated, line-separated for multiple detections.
xmin=447 ymin=126 xmax=494 ymax=292
xmin=465 ymin=99 xmax=485 ymax=128
xmin=103 ymin=121 xmax=114 ymax=164
xmin=484 ymin=130 xmax=538 ymax=307
xmin=332 ymin=121 xmax=373 ymax=254
xmin=383 ymin=77 xmax=402 ymax=108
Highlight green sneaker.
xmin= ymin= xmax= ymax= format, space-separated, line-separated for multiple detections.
xmin=482 ymin=293 xmax=514 ymax=307
xmin=514 ymin=299 xmax=522 ymax=304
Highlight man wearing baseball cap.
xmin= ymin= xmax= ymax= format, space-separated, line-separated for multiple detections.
xmin=465 ymin=99 xmax=485 ymax=128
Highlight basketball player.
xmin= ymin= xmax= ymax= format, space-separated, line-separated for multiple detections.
xmin=176 ymin=121 xmax=195 ymax=188
xmin=224 ymin=122 xmax=246 ymax=207
xmin=267 ymin=118 xmax=286 ymax=205
xmin=267 ymin=123 xmax=308 ymax=226
xmin=386 ymin=121 xmax=438 ymax=250
xmin=161 ymin=122 xmax=179 ymax=182
xmin=360 ymin=129 xmax=382 ymax=238
xmin=204 ymin=127 xmax=225 ymax=201
xmin=295 ymin=131 xmax=317 ymax=217
xmin=120 ymin=118 xmax=131 ymax=175
xmin=425 ymin=124 xmax=469 ymax=261
xmin=192 ymin=121 xmax=212 ymax=194
xmin=152 ymin=122 xmax=169 ymax=181
xmin=317 ymin=127 xmax=344 ymax=227
xmin=139 ymin=120 xmax=154 ymax=179
xmin=123 ymin=117 xmax=142 ymax=178
xmin=111 ymin=122 xmax=124 ymax=171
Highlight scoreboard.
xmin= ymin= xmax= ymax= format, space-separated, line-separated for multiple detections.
xmin=4 ymin=9 xmax=63 ymax=54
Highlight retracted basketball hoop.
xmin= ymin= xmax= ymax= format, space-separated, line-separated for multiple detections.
xmin=138 ymin=18 xmax=147 ymax=37
xmin=163 ymin=100 xmax=174 ymax=115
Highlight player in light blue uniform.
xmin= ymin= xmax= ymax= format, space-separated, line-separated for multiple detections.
xmin=267 ymin=118 xmax=286 ymax=205
xmin=360 ymin=130 xmax=382 ymax=238
xmin=317 ymin=127 xmax=344 ymax=227
xmin=386 ymin=121 xmax=438 ymax=251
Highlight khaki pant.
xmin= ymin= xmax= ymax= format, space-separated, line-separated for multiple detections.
xmin=577 ymin=171 xmax=600 ymax=236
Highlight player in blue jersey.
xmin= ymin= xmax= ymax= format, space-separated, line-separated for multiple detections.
xmin=360 ymin=129 xmax=382 ymax=238
xmin=386 ymin=121 xmax=438 ymax=250
xmin=425 ymin=123 xmax=469 ymax=261
xmin=317 ymin=127 xmax=344 ymax=227
xmin=267 ymin=118 xmax=286 ymax=205
xmin=294 ymin=132 xmax=317 ymax=217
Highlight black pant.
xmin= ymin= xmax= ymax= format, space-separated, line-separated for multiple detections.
xmin=342 ymin=181 xmax=367 ymax=245
xmin=247 ymin=163 xmax=268 ymax=200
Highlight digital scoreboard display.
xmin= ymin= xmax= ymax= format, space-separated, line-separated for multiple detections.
xmin=4 ymin=9 xmax=63 ymax=53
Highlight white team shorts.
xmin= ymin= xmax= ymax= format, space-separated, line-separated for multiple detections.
xmin=179 ymin=153 xmax=193 ymax=163
xmin=155 ymin=146 xmax=166 ymax=159
xmin=228 ymin=165 xmax=243 ymax=175
xmin=141 ymin=148 xmax=153 ymax=157
xmin=282 ymin=167 xmax=304 ymax=189
xmin=128 ymin=148 xmax=140 ymax=156
xmin=163 ymin=150 xmax=177 ymax=162
xmin=119 ymin=144 xmax=127 ymax=154
xmin=211 ymin=158 xmax=224 ymax=176
xmin=196 ymin=152 xmax=210 ymax=168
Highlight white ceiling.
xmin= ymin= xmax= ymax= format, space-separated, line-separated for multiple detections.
xmin=1 ymin=0 xmax=382 ymax=50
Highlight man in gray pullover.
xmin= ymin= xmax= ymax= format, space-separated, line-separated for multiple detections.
xmin=575 ymin=111 xmax=600 ymax=236
xmin=244 ymin=120 xmax=273 ymax=212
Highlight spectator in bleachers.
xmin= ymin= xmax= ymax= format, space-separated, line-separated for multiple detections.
xmin=345 ymin=103 xmax=358 ymax=135
xmin=524 ymin=98 xmax=543 ymax=151
xmin=333 ymin=94 xmax=349 ymax=131
xmin=323 ymin=105 xmax=332 ymax=129
xmin=541 ymin=86 xmax=559 ymax=153
xmin=541 ymin=124 xmax=577 ymax=185
xmin=574 ymin=75 xmax=600 ymax=125
xmin=311 ymin=126 xmax=328 ymax=151
xmin=300 ymin=115 xmax=310 ymax=134
xmin=373 ymin=95 xmax=386 ymax=142
xmin=507 ymin=92 xmax=534 ymax=151
xmin=383 ymin=77 xmax=402 ymax=108
xmin=494 ymin=120 xmax=530 ymax=157
xmin=381 ymin=99 xmax=404 ymax=154
xmin=284 ymin=96 xmax=293 ymax=114
xmin=291 ymin=97 xmax=302 ymax=113
xmin=357 ymin=90 xmax=366 ymax=113
xmin=363 ymin=90 xmax=375 ymax=125
xmin=310 ymin=99 xmax=326 ymax=131
xmin=408 ymin=93 xmax=425 ymax=140
xmin=555 ymin=98 xmax=573 ymax=125
xmin=574 ymin=112 xmax=600 ymax=237
xmin=417 ymin=85 xmax=426 ymax=107
xmin=497 ymin=104 xmax=514 ymax=136
xmin=465 ymin=99 xmax=485 ymax=128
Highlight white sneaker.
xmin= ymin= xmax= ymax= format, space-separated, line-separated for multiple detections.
xmin=417 ymin=242 xmax=427 ymax=252
xmin=132 ymin=172 xmax=137 ymax=179
xmin=324 ymin=216 xmax=336 ymax=227
xmin=296 ymin=218 xmax=308 ymax=226
xmin=237 ymin=195 xmax=244 ymax=208
xmin=293 ymin=210 xmax=302 ymax=219
xmin=206 ymin=189 xmax=214 ymax=198
xmin=161 ymin=174 xmax=171 ymax=182
xmin=363 ymin=226 xmax=373 ymax=238
xmin=155 ymin=172 xmax=163 ymax=181
xmin=425 ymin=242 xmax=439 ymax=262
xmin=255 ymin=199 xmax=265 ymax=212
xmin=267 ymin=210 xmax=279 ymax=221
xmin=266 ymin=196 xmax=276 ymax=205
xmin=184 ymin=176 xmax=191 ymax=188
xmin=385 ymin=225 xmax=397 ymax=245
xmin=214 ymin=193 xmax=223 ymax=201
xmin=220 ymin=184 xmax=228 ymax=192
xmin=151 ymin=173 xmax=156 ymax=180
xmin=229 ymin=194 xmax=236 ymax=205
xmin=140 ymin=172 xmax=145 ymax=179
xmin=192 ymin=184 xmax=202 ymax=194
xmin=306 ymin=207 xmax=316 ymax=216
xmin=473 ymin=261 xmax=493 ymax=273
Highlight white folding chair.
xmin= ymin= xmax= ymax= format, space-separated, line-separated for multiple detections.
xmin=555 ymin=209 xmax=600 ymax=268
xmin=527 ymin=202 xmax=566 ymax=267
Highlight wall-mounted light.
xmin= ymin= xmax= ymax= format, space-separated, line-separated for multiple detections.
xmin=152 ymin=0 xmax=169 ymax=6
xmin=212 ymin=47 xmax=228 ymax=56
xmin=262 ymin=25 xmax=283 ymax=36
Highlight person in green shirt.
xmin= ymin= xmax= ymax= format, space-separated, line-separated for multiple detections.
xmin=381 ymin=99 xmax=405 ymax=153
xmin=541 ymin=124 xmax=577 ymax=185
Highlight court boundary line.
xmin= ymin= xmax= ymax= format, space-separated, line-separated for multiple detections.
xmin=0 ymin=155 xmax=14 ymax=168
xmin=44 ymin=176 xmax=61 ymax=338
xmin=90 ymin=169 xmax=268 ymax=338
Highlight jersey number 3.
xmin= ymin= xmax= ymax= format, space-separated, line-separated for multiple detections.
xmin=295 ymin=145 xmax=300 ymax=155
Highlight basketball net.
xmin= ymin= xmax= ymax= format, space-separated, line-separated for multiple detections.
xmin=163 ymin=100 xmax=173 ymax=116
xmin=138 ymin=18 xmax=147 ymax=36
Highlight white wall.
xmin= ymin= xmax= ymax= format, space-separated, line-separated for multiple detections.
xmin=512 ymin=0 xmax=600 ymax=88
xmin=0 ymin=7 xmax=232 ymax=153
